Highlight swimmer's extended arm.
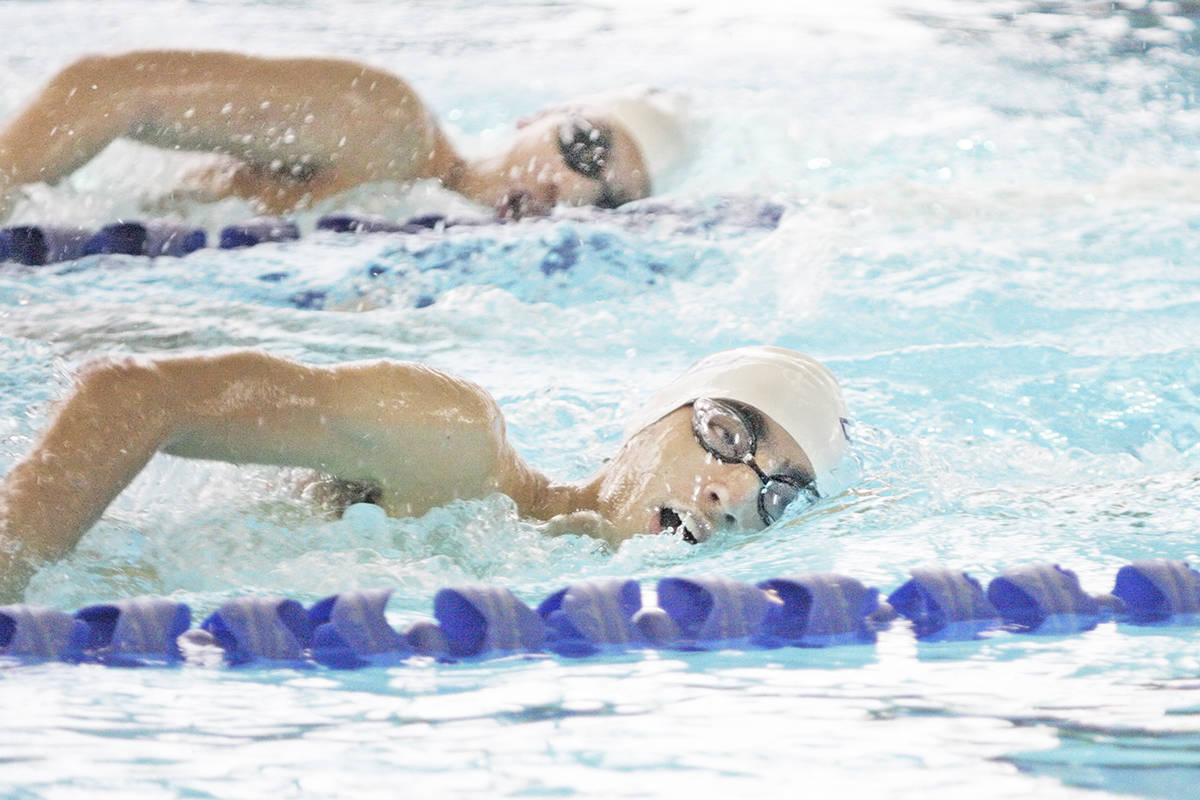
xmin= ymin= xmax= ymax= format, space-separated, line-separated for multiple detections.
xmin=0 ymin=351 xmax=543 ymax=598
xmin=0 ymin=51 xmax=462 ymax=217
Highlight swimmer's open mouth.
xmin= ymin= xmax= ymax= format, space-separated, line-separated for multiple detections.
xmin=658 ymin=507 xmax=699 ymax=544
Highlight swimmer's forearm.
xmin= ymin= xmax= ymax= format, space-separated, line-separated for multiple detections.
xmin=0 ymin=351 xmax=342 ymax=574
xmin=0 ymin=358 xmax=175 ymax=567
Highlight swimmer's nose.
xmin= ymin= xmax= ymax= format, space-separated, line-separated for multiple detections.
xmin=697 ymin=474 xmax=758 ymax=531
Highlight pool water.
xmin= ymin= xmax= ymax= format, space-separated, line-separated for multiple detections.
xmin=3 ymin=1 xmax=1200 ymax=797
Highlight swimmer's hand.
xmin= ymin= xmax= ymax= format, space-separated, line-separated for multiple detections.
xmin=537 ymin=511 xmax=622 ymax=547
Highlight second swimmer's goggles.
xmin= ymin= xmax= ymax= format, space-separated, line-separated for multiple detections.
xmin=557 ymin=114 xmax=624 ymax=208
xmin=691 ymin=397 xmax=819 ymax=526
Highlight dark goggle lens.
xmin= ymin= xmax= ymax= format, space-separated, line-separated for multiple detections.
xmin=558 ymin=117 xmax=611 ymax=179
xmin=692 ymin=399 xmax=754 ymax=462
xmin=758 ymin=477 xmax=818 ymax=525
xmin=759 ymin=480 xmax=799 ymax=524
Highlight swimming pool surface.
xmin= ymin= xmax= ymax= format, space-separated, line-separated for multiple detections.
xmin=3 ymin=1 xmax=1200 ymax=797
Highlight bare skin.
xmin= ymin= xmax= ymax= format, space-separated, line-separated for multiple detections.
xmin=0 ymin=351 xmax=810 ymax=601
xmin=0 ymin=50 xmax=652 ymax=221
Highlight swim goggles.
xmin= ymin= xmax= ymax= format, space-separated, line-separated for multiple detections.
xmin=557 ymin=114 xmax=623 ymax=208
xmin=691 ymin=397 xmax=819 ymax=526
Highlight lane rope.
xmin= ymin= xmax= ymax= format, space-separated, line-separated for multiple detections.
xmin=2 ymin=560 xmax=1196 ymax=668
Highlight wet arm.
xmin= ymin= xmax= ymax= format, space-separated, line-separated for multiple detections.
xmin=1 ymin=50 xmax=459 ymax=219
xmin=0 ymin=55 xmax=143 ymax=200
xmin=0 ymin=351 xmax=515 ymax=596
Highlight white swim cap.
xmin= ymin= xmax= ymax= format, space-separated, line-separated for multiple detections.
xmin=575 ymin=87 xmax=688 ymax=190
xmin=624 ymin=346 xmax=849 ymax=478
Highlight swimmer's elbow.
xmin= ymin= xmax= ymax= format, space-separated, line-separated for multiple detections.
xmin=61 ymin=53 xmax=108 ymax=73
xmin=46 ymin=53 xmax=117 ymax=91
xmin=76 ymin=353 xmax=158 ymax=381
xmin=74 ymin=355 xmax=171 ymax=407
xmin=66 ymin=355 xmax=182 ymax=445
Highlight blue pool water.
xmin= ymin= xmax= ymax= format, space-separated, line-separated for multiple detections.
xmin=3 ymin=0 xmax=1200 ymax=796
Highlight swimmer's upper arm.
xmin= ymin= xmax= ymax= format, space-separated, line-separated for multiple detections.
xmin=159 ymin=352 xmax=509 ymax=499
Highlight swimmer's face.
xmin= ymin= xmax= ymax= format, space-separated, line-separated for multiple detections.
xmin=592 ymin=403 xmax=816 ymax=544
xmin=491 ymin=110 xmax=651 ymax=219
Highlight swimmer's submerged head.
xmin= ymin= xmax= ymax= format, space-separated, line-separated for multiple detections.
xmin=487 ymin=88 xmax=687 ymax=219
xmin=587 ymin=347 xmax=849 ymax=544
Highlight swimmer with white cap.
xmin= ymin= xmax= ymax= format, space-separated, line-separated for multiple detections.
xmin=0 ymin=346 xmax=847 ymax=599
xmin=0 ymin=50 xmax=685 ymax=222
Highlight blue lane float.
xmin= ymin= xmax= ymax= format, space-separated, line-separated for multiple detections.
xmin=886 ymin=566 xmax=999 ymax=640
xmin=758 ymin=573 xmax=879 ymax=647
xmin=75 ymin=596 xmax=192 ymax=665
xmin=0 ymin=221 xmax=207 ymax=265
xmin=0 ymin=225 xmax=93 ymax=266
xmin=1112 ymin=560 xmax=1200 ymax=623
xmin=0 ymin=213 xmax=474 ymax=266
xmin=0 ymin=199 xmax=787 ymax=268
xmin=435 ymin=583 xmax=547 ymax=657
xmin=4 ymin=560 xmax=1200 ymax=669
xmin=310 ymin=587 xmax=406 ymax=658
xmin=218 ymin=216 xmax=301 ymax=249
xmin=538 ymin=578 xmax=643 ymax=656
xmin=316 ymin=213 xmax=449 ymax=235
xmin=83 ymin=221 xmax=207 ymax=258
xmin=0 ymin=605 xmax=90 ymax=660
xmin=986 ymin=563 xmax=1102 ymax=635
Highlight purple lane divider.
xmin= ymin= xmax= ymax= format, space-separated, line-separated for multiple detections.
xmin=308 ymin=588 xmax=407 ymax=667
xmin=0 ymin=605 xmax=90 ymax=660
xmin=537 ymin=578 xmax=643 ymax=655
xmin=1112 ymin=560 xmax=1200 ymax=623
xmin=5 ymin=561 xmax=1200 ymax=668
xmin=75 ymin=596 xmax=191 ymax=664
xmin=201 ymin=596 xmax=311 ymax=664
xmin=0 ymin=225 xmax=92 ymax=265
xmin=434 ymin=584 xmax=545 ymax=657
xmin=654 ymin=575 xmax=776 ymax=646
xmin=986 ymin=563 xmax=1101 ymax=634
xmin=887 ymin=566 xmax=999 ymax=640
xmin=757 ymin=573 xmax=879 ymax=647
xmin=219 ymin=216 xmax=300 ymax=249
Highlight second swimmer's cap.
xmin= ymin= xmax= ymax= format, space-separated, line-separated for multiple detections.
xmin=624 ymin=346 xmax=849 ymax=478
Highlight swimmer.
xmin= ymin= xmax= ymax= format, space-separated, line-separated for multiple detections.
xmin=0 ymin=50 xmax=685 ymax=222
xmin=0 ymin=346 xmax=847 ymax=600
